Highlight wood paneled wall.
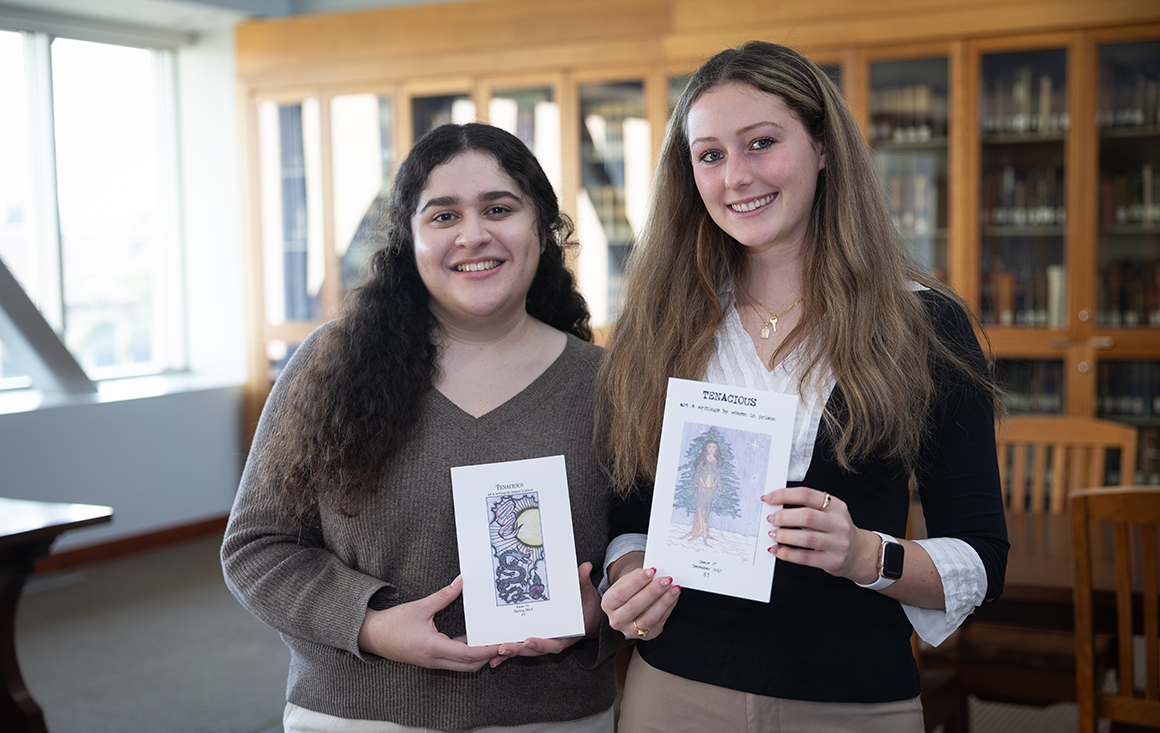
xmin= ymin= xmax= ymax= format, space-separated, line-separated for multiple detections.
xmin=236 ymin=0 xmax=1160 ymax=91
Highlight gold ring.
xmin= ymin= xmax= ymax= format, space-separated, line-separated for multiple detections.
xmin=632 ymin=619 xmax=650 ymax=638
xmin=820 ymin=492 xmax=831 ymax=511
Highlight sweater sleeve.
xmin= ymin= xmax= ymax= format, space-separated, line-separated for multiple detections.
xmin=220 ymin=325 xmax=397 ymax=663
xmin=913 ymin=292 xmax=1009 ymax=603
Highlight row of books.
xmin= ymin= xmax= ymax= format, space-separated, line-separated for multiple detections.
xmin=868 ymin=84 xmax=948 ymax=144
xmin=980 ymin=67 xmax=1069 ymax=136
xmin=1097 ymin=359 xmax=1160 ymax=481
xmin=999 ymin=359 xmax=1160 ymax=419
xmin=875 ymin=70 xmax=1158 ymax=139
xmin=980 ymin=260 xmax=1160 ymax=329
xmin=997 ymin=359 xmax=1064 ymax=414
xmin=878 ymin=152 xmax=941 ymax=238
xmin=1098 ymin=260 xmax=1160 ymax=328
xmin=1097 ymin=360 xmax=1160 ymax=418
xmin=980 ymin=166 xmax=1066 ymax=228
xmin=982 ymin=264 xmax=1067 ymax=328
xmin=1100 ymin=164 xmax=1160 ymax=226
xmin=1097 ymin=66 xmax=1160 ymax=128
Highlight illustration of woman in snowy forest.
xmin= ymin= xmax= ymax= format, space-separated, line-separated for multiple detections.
xmin=684 ymin=441 xmax=722 ymax=543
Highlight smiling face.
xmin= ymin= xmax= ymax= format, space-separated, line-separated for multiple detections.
xmin=411 ymin=150 xmax=542 ymax=327
xmin=686 ymin=82 xmax=825 ymax=258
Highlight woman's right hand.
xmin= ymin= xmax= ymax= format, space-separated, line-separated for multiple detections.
xmin=357 ymin=576 xmax=501 ymax=672
xmin=600 ymin=551 xmax=681 ymax=641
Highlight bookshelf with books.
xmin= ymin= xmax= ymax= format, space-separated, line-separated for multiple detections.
xmin=1097 ymin=359 xmax=1160 ymax=482
xmin=997 ymin=358 xmax=1065 ymax=415
xmin=869 ymin=56 xmax=950 ymax=280
xmin=233 ymin=0 xmax=1160 ymax=450
xmin=977 ymin=48 xmax=1068 ymax=331
xmin=967 ymin=31 xmax=1160 ymax=485
xmin=1089 ymin=34 xmax=1160 ymax=484
xmin=1098 ymin=39 xmax=1160 ymax=332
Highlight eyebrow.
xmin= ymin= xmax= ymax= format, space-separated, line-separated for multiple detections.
xmin=689 ymin=120 xmax=785 ymax=148
xmin=418 ymin=189 xmax=523 ymax=213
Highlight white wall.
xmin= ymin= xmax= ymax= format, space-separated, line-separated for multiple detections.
xmin=0 ymin=24 xmax=248 ymax=553
xmin=0 ymin=384 xmax=244 ymax=551
xmin=177 ymin=25 xmax=246 ymax=378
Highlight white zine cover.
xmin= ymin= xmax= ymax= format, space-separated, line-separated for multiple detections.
xmin=643 ymin=378 xmax=798 ymax=602
xmin=451 ymin=455 xmax=585 ymax=646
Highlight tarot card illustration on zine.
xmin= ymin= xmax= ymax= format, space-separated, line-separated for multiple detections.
xmin=451 ymin=455 xmax=584 ymax=645
xmin=487 ymin=492 xmax=550 ymax=605
xmin=669 ymin=423 xmax=771 ymax=565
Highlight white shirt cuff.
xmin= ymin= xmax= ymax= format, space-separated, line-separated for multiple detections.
xmin=903 ymin=536 xmax=987 ymax=647
xmin=599 ymin=533 xmax=647 ymax=595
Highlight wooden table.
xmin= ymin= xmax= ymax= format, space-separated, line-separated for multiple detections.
xmin=912 ymin=507 xmax=1124 ymax=631
xmin=1 ymin=498 xmax=112 ymax=733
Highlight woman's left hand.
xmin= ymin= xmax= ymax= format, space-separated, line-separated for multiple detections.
xmin=762 ymin=486 xmax=880 ymax=585
xmin=488 ymin=561 xmax=602 ymax=668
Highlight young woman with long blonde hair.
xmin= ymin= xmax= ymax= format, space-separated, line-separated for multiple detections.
xmin=597 ymin=41 xmax=1008 ymax=732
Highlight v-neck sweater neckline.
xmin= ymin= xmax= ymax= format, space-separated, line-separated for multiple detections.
xmin=428 ymin=332 xmax=583 ymax=431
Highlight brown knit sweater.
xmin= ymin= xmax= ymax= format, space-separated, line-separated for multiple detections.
xmin=222 ymin=331 xmax=620 ymax=728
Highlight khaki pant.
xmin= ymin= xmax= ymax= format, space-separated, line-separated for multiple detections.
xmin=617 ymin=648 xmax=924 ymax=733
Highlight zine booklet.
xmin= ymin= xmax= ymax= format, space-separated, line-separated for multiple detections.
xmin=643 ymin=378 xmax=797 ymax=602
xmin=451 ymin=455 xmax=584 ymax=645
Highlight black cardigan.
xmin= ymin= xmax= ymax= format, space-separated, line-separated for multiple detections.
xmin=610 ymin=291 xmax=1008 ymax=703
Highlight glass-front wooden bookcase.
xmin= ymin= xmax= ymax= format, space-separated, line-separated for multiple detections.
xmin=237 ymin=4 xmax=1160 ymax=479
xmin=865 ymin=48 xmax=954 ymax=282
xmin=1092 ymin=29 xmax=1160 ymax=482
xmin=972 ymin=38 xmax=1073 ymax=439
xmin=850 ymin=32 xmax=1160 ymax=482
xmin=958 ymin=29 xmax=1160 ymax=483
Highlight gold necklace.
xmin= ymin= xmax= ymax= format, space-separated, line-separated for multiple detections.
xmin=737 ymin=281 xmax=803 ymax=339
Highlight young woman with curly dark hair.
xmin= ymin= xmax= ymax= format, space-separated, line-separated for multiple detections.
xmin=223 ymin=123 xmax=620 ymax=733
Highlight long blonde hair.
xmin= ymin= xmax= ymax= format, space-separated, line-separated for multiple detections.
xmin=596 ymin=41 xmax=999 ymax=493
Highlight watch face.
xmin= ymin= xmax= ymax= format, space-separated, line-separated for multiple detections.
xmin=882 ymin=541 xmax=905 ymax=580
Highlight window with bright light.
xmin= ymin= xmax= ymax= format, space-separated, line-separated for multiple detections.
xmin=331 ymin=93 xmax=393 ymax=292
xmin=0 ymin=29 xmax=183 ymax=388
xmin=0 ymin=31 xmax=33 ymax=387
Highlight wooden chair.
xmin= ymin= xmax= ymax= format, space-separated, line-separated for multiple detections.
xmin=920 ymin=416 xmax=1140 ymax=708
xmin=906 ymin=497 xmax=970 ymax=732
xmin=998 ymin=416 xmax=1138 ymax=514
xmin=1072 ymin=486 xmax=1160 ymax=733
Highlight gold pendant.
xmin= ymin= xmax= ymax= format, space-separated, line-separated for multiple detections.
xmin=770 ymin=316 xmax=778 ymax=333
xmin=760 ymin=325 xmax=770 ymax=339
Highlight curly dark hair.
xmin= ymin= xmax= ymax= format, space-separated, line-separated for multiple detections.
xmin=262 ymin=123 xmax=591 ymax=517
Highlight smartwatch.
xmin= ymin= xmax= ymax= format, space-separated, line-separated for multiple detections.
xmin=855 ymin=531 xmax=904 ymax=591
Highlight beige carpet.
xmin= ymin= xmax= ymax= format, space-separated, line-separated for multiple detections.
xmin=16 ymin=534 xmax=288 ymax=733
xmin=15 ymin=533 xmax=1097 ymax=733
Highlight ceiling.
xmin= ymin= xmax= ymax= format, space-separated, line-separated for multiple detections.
xmin=0 ymin=0 xmax=449 ymax=32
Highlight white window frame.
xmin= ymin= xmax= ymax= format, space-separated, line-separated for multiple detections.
xmin=0 ymin=8 xmax=191 ymax=394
